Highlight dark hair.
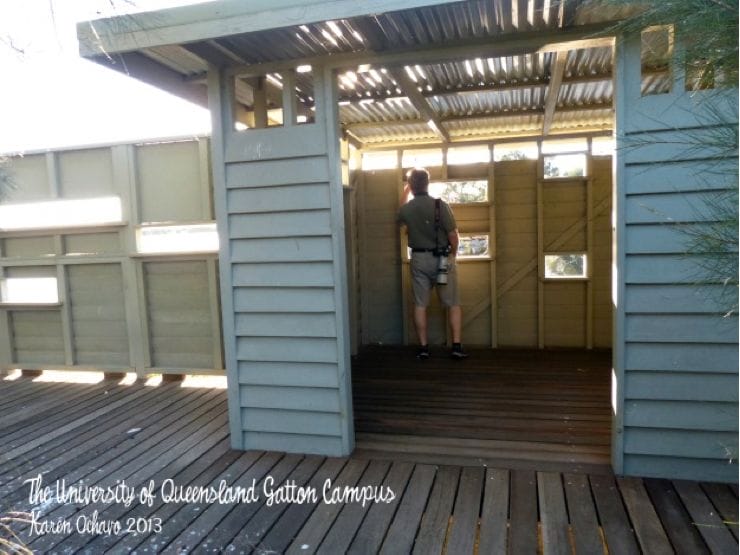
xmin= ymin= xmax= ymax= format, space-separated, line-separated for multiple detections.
xmin=407 ymin=168 xmax=429 ymax=195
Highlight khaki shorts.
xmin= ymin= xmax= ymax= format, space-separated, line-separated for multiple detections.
xmin=410 ymin=252 xmax=460 ymax=308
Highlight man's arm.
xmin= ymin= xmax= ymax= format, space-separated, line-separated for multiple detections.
xmin=448 ymin=229 xmax=459 ymax=258
xmin=400 ymin=182 xmax=412 ymax=207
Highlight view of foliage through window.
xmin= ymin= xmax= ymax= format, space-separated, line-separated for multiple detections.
xmin=429 ymin=180 xmax=488 ymax=203
xmin=545 ymin=254 xmax=587 ymax=278
xmin=458 ymin=235 xmax=489 ymax=258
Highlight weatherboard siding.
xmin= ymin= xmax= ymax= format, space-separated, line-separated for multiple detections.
xmin=615 ymin=34 xmax=739 ymax=482
xmin=209 ymin=67 xmax=353 ymax=456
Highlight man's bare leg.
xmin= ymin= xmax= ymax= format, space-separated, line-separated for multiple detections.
xmin=448 ymin=305 xmax=462 ymax=343
xmin=414 ymin=306 xmax=428 ymax=345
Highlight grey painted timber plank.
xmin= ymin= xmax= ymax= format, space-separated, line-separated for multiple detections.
xmin=378 ymin=464 xmax=437 ymax=555
xmin=348 ymin=461 xmax=414 ymax=555
xmin=478 ymin=468 xmax=509 ymax=555
xmin=643 ymin=479 xmax=709 ymax=555
xmin=589 ymin=474 xmax=639 ymax=555
xmin=563 ymin=473 xmax=604 ymax=555
xmin=538 ymin=471 xmax=570 ymax=555
xmin=617 ymin=477 xmax=673 ymax=554
xmin=446 ymin=466 xmax=485 ymax=555
xmin=673 ymin=479 xmax=738 ymax=554
xmin=412 ymin=466 xmax=460 ymax=555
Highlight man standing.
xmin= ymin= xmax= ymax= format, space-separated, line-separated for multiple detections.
xmin=398 ymin=168 xmax=468 ymax=359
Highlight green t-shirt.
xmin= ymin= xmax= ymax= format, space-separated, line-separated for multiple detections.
xmin=398 ymin=193 xmax=457 ymax=250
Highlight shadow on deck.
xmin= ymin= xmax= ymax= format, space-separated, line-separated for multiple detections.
xmin=0 ymin=375 xmax=737 ymax=553
xmin=352 ymin=346 xmax=613 ymax=474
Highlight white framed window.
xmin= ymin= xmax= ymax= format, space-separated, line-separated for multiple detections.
xmin=402 ymin=148 xmax=443 ymax=168
xmin=457 ymin=234 xmax=490 ymax=259
xmin=544 ymin=253 xmax=588 ymax=279
xmin=362 ymin=151 xmax=398 ymax=171
xmin=493 ymin=141 xmax=538 ymax=161
xmin=136 ymin=223 xmax=219 ymax=254
xmin=0 ymin=197 xmax=123 ymax=231
xmin=1 ymin=277 xmax=59 ymax=304
xmin=447 ymin=145 xmax=490 ymax=165
xmin=543 ymin=154 xmax=587 ymax=179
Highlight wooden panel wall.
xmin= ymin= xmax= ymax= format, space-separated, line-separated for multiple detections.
xmin=0 ymin=138 xmax=223 ymax=375
xmin=614 ymin=34 xmax=738 ymax=482
xmin=209 ymin=67 xmax=353 ymax=456
xmin=356 ymin=153 xmax=612 ymax=349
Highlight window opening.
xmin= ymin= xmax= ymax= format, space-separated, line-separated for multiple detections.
xmin=447 ymin=145 xmax=490 ymax=165
xmin=136 ymin=223 xmax=219 ymax=254
xmin=362 ymin=151 xmax=398 ymax=171
xmin=544 ymin=253 xmax=587 ymax=279
xmin=493 ymin=142 xmax=538 ymax=161
xmin=543 ymin=154 xmax=587 ymax=179
xmin=641 ymin=25 xmax=673 ymax=96
xmin=1 ymin=277 xmax=59 ymax=303
xmin=0 ymin=197 xmax=122 ymax=231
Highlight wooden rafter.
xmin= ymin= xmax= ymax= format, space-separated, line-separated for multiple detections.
xmin=543 ymin=50 xmax=569 ymax=136
xmin=388 ymin=68 xmax=450 ymax=143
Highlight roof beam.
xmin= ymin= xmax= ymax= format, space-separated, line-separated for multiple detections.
xmin=336 ymin=71 xmax=613 ymax=104
xmin=388 ymin=68 xmax=450 ymax=143
xmin=543 ymin=50 xmax=569 ymax=135
xmin=344 ymin=101 xmax=613 ymax=130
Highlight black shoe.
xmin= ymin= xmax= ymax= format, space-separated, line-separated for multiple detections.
xmin=416 ymin=346 xmax=430 ymax=360
xmin=451 ymin=345 xmax=468 ymax=359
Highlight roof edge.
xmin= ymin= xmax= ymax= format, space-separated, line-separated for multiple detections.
xmin=77 ymin=0 xmax=470 ymax=58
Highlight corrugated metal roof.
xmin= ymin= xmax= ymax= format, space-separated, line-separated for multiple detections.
xmin=86 ymin=0 xmax=624 ymax=145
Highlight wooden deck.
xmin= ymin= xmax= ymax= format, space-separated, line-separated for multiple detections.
xmin=353 ymin=347 xmax=613 ymax=473
xmin=0 ymin=375 xmax=737 ymax=554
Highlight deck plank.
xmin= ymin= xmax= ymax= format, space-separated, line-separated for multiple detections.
xmin=121 ymin=450 xmax=265 ymax=553
xmin=589 ymin=474 xmax=640 ymax=555
xmin=563 ymin=473 xmax=605 ymax=555
xmin=446 ymin=466 xmax=485 ymax=555
xmin=285 ymin=458 xmax=370 ymax=555
xmin=165 ymin=451 xmax=285 ymax=553
xmin=196 ymin=453 xmax=305 ymax=552
xmin=701 ymin=482 xmax=739 ymax=541
xmin=348 ymin=461 xmax=414 ymax=555
xmin=674 ymin=479 xmax=738 ymax=555
xmin=256 ymin=457 xmax=348 ymax=554
xmin=617 ymin=476 xmax=673 ymax=554
xmin=317 ymin=459 xmax=392 ymax=554
xmin=412 ymin=466 xmax=460 ymax=555
xmin=478 ymin=468 xmax=509 ymax=555
xmin=226 ymin=455 xmax=325 ymax=553
xmin=538 ymin=471 xmax=571 ymax=555
xmin=80 ymin=437 xmax=239 ymax=554
xmin=644 ymin=478 xmax=709 ymax=555
xmin=378 ymin=464 xmax=437 ymax=555
xmin=509 ymin=469 xmax=538 ymax=554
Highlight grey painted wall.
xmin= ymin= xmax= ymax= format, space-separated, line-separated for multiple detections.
xmin=614 ymin=34 xmax=739 ymax=482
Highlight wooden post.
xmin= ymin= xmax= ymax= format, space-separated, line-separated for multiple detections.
xmin=536 ymin=141 xmax=545 ymax=349
xmin=398 ymin=150 xmax=410 ymax=345
xmin=207 ymin=259 xmax=224 ymax=370
xmin=56 ymin=264 xmax=75 ymax=366
xmin=0 ymin=241 xmax=12 ymax=368
xmin=586 ymin=139 xmax=594 ymax=349
xmin=488 ymin=143 xmax=497 ymax=348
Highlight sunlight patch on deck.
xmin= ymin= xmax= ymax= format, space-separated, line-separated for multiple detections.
xmin=180 ymin=375 xmax=227 ymax=389
xmin=3 ymin=369 xmax=22 ymax=380
xmin=32 ymin=370 xmax=104 ymax=384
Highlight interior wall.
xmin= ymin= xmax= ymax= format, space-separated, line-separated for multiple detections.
xmin=355 ymin=146 xmax=613 ymax=349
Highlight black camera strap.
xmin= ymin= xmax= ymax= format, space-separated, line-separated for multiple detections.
xmin=434 ymin=198 xmax=441 ymax=256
